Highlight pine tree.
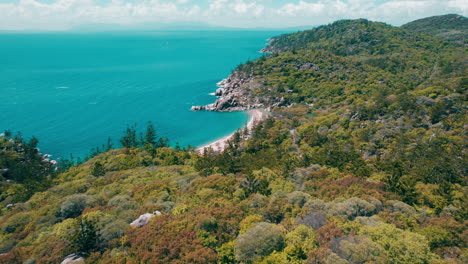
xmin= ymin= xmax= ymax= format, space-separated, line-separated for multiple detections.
xmin=144 ymin=122 xmax=157 ymax=146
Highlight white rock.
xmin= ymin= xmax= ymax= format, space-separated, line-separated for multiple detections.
xmin=130 ymin=213 xmax=154 ymax=228
xmin=61 ymin=254 xmax=84 ymax=264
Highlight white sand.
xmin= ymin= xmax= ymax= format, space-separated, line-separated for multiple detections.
xmin=196 ymin=109 xmax=267 ymax=153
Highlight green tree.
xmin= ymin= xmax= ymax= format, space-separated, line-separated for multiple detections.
xmin=235 ymin=222 xmax=284 ymax=262
xmin=70 ymin=217 xmax=101 ymax=255
xmin=120 ymin=124 xmax=138 ymax=148
xmin=91 ymin=161 xmax=106 ymax=177
xmin=144 ymin=121 xmax=157 ymax=146
xmin=360 ymin=223 xmax=439 ymax=264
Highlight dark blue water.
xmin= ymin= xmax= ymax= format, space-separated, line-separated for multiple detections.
xmin=0 ymin=31 xmax=283 ymax=159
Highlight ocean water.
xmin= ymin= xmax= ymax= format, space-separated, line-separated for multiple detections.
xmin=0 ymin=30 xmax=284 ymax=159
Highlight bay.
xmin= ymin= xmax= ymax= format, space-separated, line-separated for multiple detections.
xmin=0 ymin=30 xmax=285 ymax=159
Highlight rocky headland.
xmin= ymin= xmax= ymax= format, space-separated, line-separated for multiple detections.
xmin=191 ymin=37 xmax=282 ymax=112
xmin=191 ymin=70 xmax=264 ymax=112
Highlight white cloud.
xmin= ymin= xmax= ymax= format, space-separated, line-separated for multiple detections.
xmin=0 ymin=0 xmax=466 ymax=30
xmin=278 ymin=1 xmax=325 ymax=16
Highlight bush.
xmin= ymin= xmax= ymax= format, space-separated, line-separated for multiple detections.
xmin=235 ymin=222 xmax=285 ymax=262
xmin=385 ymin=200 xmax=416 ymax=215
xmin=60 ymin=194 xmax=88 ymax=219
xmin=304 ymin=199 xmax=326 ymax=211
xmin=2 ymin=212 xmax=32 ymax=233
xmin=360 ymin=223 xmax=439 ymax=264
xmin=107 ymin=195 xmax=130 ymax=207
xmin=70 ymin=217 xmax=101 ymax=254
xmin=100 ymin=220 xmax=129 ymax=245
xmin=284 ymin=225 xmax=317 ymax=260
xmin=296 ymin=211 xmax=327 ymax=229
xmin=326 ymin=197 xmax=379 ymax=220
xmin=335 ymin=236 xmax=387 ymax=263
xmin=287 ymin=191 xmax=311 ymax=207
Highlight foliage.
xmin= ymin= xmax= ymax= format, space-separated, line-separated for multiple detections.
xmin=402 ymin=14 xmax=467 ymax=44
xmin=69 ymin=217 xmax=101 ymax=254
xmin=0 ymin=15 xmax=466 ymax=264
xmin=235 ymin=222 xmax=285 ymax=262
xmin=0 ymin=132 xmax=56 ymax=203
xmin=360 ymin=222 xmax=439 ymax=264
xmin=60 ymin=194 xmax=88 ymax=219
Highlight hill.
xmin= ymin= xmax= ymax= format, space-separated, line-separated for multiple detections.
xmin=1 ymin=15 xmax=467 ymax=263
xmin=402 ymin=14 xmax=467 ymax=44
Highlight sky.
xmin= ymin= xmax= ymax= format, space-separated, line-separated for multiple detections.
xmin=0 ymin=0 xmax=466 ymax=31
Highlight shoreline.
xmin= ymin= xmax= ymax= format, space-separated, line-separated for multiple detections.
xmin=196 ymin=109 xmax=267 ymax=153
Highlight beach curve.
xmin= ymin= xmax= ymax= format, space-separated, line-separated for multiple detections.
xmin=196 ymin=109 xmax=267 ymax=153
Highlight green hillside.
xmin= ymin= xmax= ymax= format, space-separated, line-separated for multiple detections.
xmin=402 ymin=14 xmax=467 ymax=44
xmin=0 ymin=15 xmax=466 ymax=263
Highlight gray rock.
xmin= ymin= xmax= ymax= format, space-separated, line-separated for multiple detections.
xmin=130 ymin=213 xmax=154 ymax=228
xmin=61 ymin=254 xmax=84 ymax=264
xmin=130 ymin=211 xmax=162 ymax=228
xmin=215 ymin=88 xmax=224 ymax=96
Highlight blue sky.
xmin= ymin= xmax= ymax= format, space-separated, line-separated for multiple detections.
xmin=0 ymin=0 xmax=466 ymax=30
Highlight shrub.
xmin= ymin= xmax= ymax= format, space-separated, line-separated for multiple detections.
xmin=235 ymin=222 xmax=285 ymax=262
xmin=335 ymin=236 xmax=388 ymax=263
xmin=326 ymin=197 xmax=379 ymax=220
xmin=385 ymin=200 xmax=416 ymax=215
xmin=287 ymin=191 xmax=311 ymax=207
xmin=60 ymin=194 xmax=88 ymax=219
xmin=100 ymin=220 xmax=129 ymax=245
xmin=259 ymin=251 xmax=290 ymax=264
xmin=284 ymin=225 xmax=317 ymax=260
xmin=217 ymin=241 xmax=236 ymax=264
xmin=239 ymin=214 xmax=264 ymax=234
xmin=2 ymin=212 xmax=32 ymax=233
xmin=69 ymin=217 xmax=102 ymax=254
xmin=296 ymin=211 xmax=327 ymax=229
xmin=91 ymin=161 xmax=106 ymax=177
xmin=107 ymin=195 xmax=130 ymax=207
xmin=304 ymin=199 xmax=326 ymax=211
xmin=360 ymin=222 xmax=439 ymax=264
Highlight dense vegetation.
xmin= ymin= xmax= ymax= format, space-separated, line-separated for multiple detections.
xmin=0 ymin=132 xmax=56 ymax=203
xmin=1 ymin=15 xmax=466 ymax=263
xmin=402 ymin=14 xmax=467 ymax=45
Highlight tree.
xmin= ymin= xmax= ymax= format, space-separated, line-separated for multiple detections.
xmin=235 ymin=222 xmax=284 ymax=262
xmin=284 ymin=225 xmax=317 ymax=261
xmin=120 ymin=124 xmax=138 ymax=148
xmin=144 ymin=122 xmax=157 ymax=146
xmin=360 ymin=223 xmax=439 ymax=264
xmin=240 ymin=173 xmax=271 ymax=198
xmin=60 ymin=194 xmax=88 ymax=219
xmin=91 ymin=161 xmax=106 ymax=177
xmin=70 ymin=217 xmax=101 ymax=255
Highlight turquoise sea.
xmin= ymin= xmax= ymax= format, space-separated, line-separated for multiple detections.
xmin=0 ymin=31 xmax=284 ymax=159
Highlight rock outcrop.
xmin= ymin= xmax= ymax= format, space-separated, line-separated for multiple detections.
xmin=191 ymin=71 xmax=264 ymax=112
xmin=130 ymin=211 xmax=162 ymax=228
xmin=61 ymin=254 xmax=84 ymax=264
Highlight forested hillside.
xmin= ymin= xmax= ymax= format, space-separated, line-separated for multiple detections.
xmin=0 ymin=15 xmax=466 ymax=264
xmin=402 ymin=14 xmax=467 ymax=44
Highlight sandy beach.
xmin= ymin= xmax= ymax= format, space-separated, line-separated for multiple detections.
xmin=196 ymin=109 xmax=267 ymax=153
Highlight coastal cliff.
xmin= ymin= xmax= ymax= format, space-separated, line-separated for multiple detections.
xmin=191 ymin=38 xmax=284 ymax=112
xmin=191 ymin=61 xmax=287 ymax=112
xmin=191 ymin=71 xmax=263 ymax=112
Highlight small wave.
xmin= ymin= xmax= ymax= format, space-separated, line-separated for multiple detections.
xmin=56 ymin=86 xmax=69 ymax=89
xmin=88 ymin=102 xmax=97 ymax=105
xmin=209 ymin=92 xmax=215 ymax=95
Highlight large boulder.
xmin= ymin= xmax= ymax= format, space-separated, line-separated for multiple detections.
xmin=130 ymin=211 xmax=162 ymax=228
xmin=61 ymin=254 xmax=84 ymax=264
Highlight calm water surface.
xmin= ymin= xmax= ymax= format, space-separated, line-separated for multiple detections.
xmin=0 ymin=30 xmax=285 ymax=159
